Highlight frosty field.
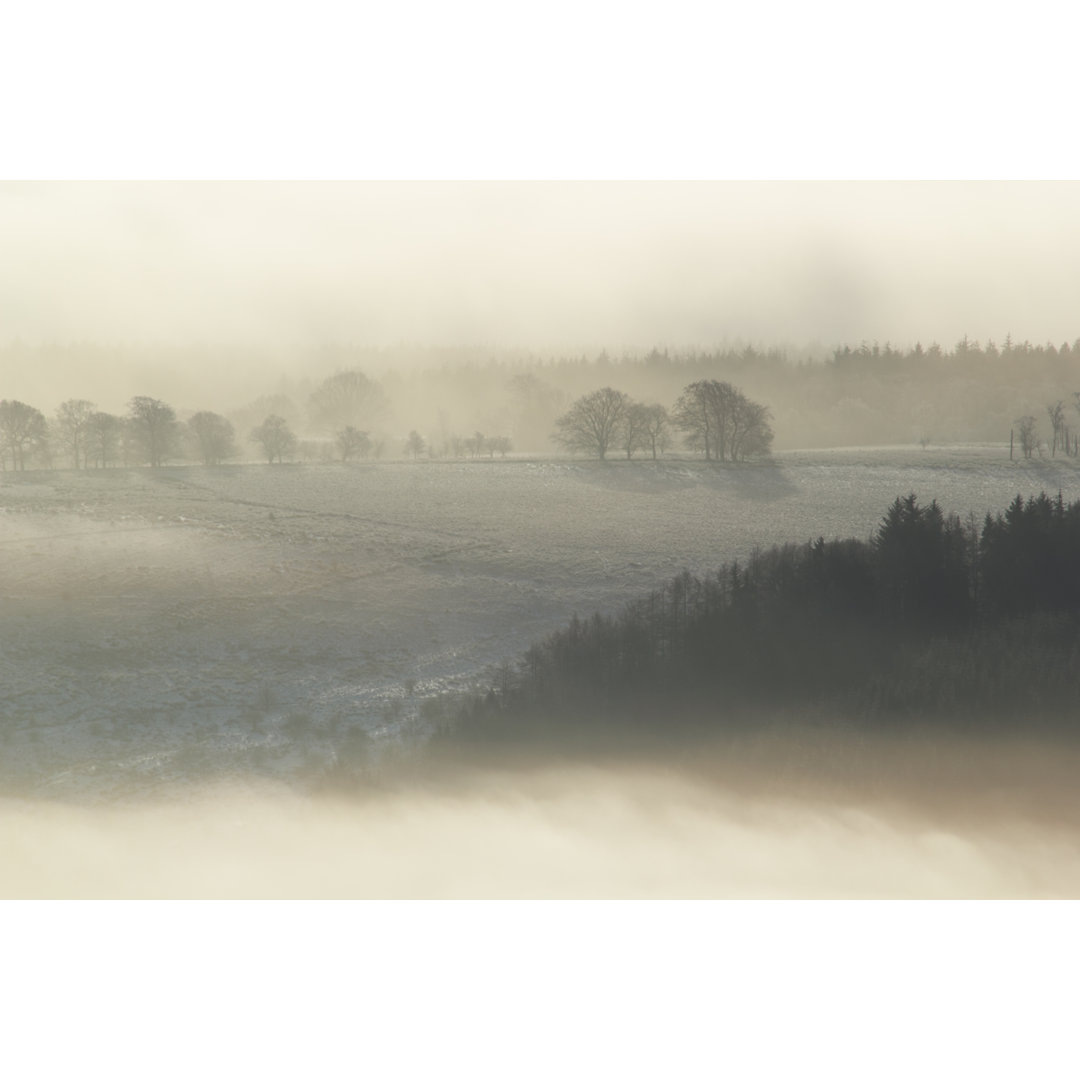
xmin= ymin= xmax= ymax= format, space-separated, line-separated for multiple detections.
xmin=3 ymin=444 xmax=1079 ymax=804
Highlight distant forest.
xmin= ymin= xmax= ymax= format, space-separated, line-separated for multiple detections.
xmin=2 ymin=334 xmax=1080 ymax=458
xmin=436 ymin=492 xmax=1080 ymax=753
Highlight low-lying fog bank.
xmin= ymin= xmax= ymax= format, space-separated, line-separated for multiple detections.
xmin=5 ymin=728 xmax=1079 ymax=898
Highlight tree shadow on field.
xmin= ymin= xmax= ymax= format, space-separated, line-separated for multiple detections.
xmin=570 ymin=459 xmax=800 ymax=501
xmin=1011 ymin=456 xmax=1080 ymax=486
xmin=718 ymin=460 xmax=800 ymax=502
xmin=570 ymin=460 xmax=700 ymax=494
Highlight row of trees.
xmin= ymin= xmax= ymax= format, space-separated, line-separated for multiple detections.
xmin=14 ymin=361 xmax=1080 ymax=470
xmin=0 ymin=397 xmax=171 ymax=471
xmin=5 ymin=380 xmax=771 ymax=471
xmin=0 ymin=392 xmax=509 ymax=470
xmin=0 ymin=367 xmax=392 ymax=471
xmin=553 ymin=388 xmax=665 ymax=461
xmin=1012 ymin=394 xmax=1080 ymax=459
xmin=553 ymin=380 xmax=773 ymax=461
xmin=0 ymin=395 xmax=262 ymax=470
xmin=9 ymin=333 xmax=1080 ymax=454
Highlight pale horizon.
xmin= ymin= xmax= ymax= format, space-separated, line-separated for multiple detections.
xmin=3 ymin=181 xmax=1078 ymax=361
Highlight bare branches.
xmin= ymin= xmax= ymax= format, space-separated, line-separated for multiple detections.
xmin=673 ymin=380 xmax=772 ymax=461
xmin=249 ymin=415 xmax=297 ymax=464
xmin=0 ymin=400 xmax=48 ymax=471
xmin=553 ymin=387 xmax=630 ymax=460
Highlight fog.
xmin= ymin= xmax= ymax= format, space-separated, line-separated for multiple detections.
xmin=5 ymin=728 xmax=1080 ymax=898
xmin=3 ymin=181 xmax=1079 ymax=360
xmin=5 ymin=182 xmax=1080 ymax=900
xmin=8 ymin=18 xmax=1077 ymax=1073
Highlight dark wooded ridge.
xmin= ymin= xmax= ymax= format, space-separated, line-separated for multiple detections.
xmin=439 ymin=492 xmax=1080 ymax=749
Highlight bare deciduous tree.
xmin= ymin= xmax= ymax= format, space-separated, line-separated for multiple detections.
xmin=618 ymin=403 xmax=653 ymax=459
xmin=639 ymin=404 xmax=672 ymax=460
xmin=487 ymin=435 xmax=512 ymax=457
xmin=673 ymin=380 xmax=772 ymax=462
xmin=55 ymin=399 xmax=95 ymax=468
xmin=729 ymin=396 xmax=774 ymax=461
xmin=553 ymin=387 xmax=629 ymax=460
xmin=85 ymin=411 xmax=123 ymax=468
xmin=1046 ymin=401 xmax=1067 ymax=457
xmin=188 ymin=411 xmax=237 ymax=465
xmin=308 ymin=370 xmax=386 ymax=434
xmin=0 ymin=399 xmax=48 ymax=471
xmin=128 ymin=396 xmax=178 ymax=467
xmin=465 ymin=431 xmax=485 ymax=458
xmin=673 ymin=380 xmax=729 ymax=460
xmin=250 ymin=415 xmax=298 ymax=464
xmin=405 ymin=430 xmax=426 ymax=459
xmin=1015 ymin=415 xmax=1038 ymax=459
xmin=335 ymin=425 xmax=371 ymax=462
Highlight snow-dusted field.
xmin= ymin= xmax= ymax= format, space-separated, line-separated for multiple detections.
xmin=2 ymin=444 xmax=1079 ymax=803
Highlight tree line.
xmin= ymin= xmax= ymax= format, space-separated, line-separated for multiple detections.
xmin=0 ymin=394 xmax=518 ymax=471
xmin=6 ymin=331 xmax=1080 ymax=454
xmin=0 ymin=368 xmax=379 ymax=470
xmin=439 ymin=491 xmax=1080 ymax=750
xmin=0 ymin=395 xmax=239 ymax=471
xmin=552 ymin=379 xmax=773 ymax=461
xmin=7 ymin=331 xmax=1080 ymax=467
xmin=0 ymin=374 xmax=773 ymax=471
xmin=1012 ymin=394 xmax=1080 ymax=460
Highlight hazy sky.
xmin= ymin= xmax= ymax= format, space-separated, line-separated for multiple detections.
xmin=3 ymin=181 xmax=1079 ymax=356
xmin=6 ymin=3 xmax=1078 ymax=364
